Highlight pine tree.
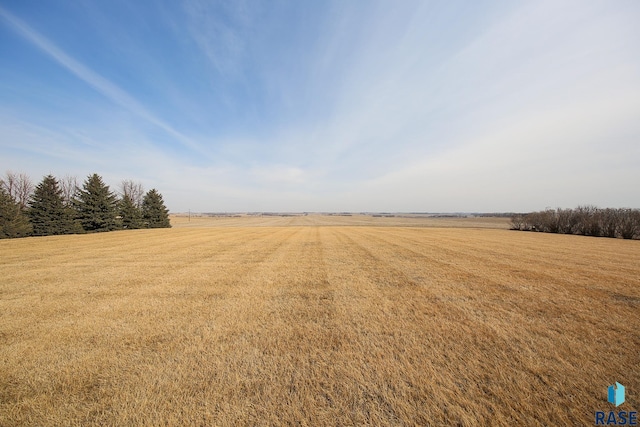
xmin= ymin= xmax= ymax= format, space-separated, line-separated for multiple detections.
xmin=28 ymin=175 xmax=73 ymax=236
xmin=74 ymin=174 xmax=118 ymax=232
xmin=119 ymin=194 xmax=143 ymax=229
xmin=142 ymin=189 xmax=171 ymax=228
xmin=0 ymin=187 xmax=32 ymax=238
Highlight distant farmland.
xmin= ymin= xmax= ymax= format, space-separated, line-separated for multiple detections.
xmin=0 ymin=216 xmax=638 ymax=425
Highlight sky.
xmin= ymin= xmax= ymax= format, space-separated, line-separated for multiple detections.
xmin=1 ymin=0 xmax=639 ymax=213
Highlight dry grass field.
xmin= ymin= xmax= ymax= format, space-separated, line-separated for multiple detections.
xmin=170 ymin=214 xmax=512 ymax=229
xmin=0 ymin=215 xmax=638 ymax=426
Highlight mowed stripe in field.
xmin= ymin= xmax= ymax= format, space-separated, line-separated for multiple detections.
xmin=332 ymin=227 xmax=639 ymax=424
xmin=0 ymin=226 xmax=638 ymax=426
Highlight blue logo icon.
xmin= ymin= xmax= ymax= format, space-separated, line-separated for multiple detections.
xmin=596 ymin=383 xmax=636 ymax=425
xmin=608 ymin=382 xmax=625 ymax=407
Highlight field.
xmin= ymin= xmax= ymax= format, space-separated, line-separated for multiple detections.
xmin=1 ymin=215 xmax=638 ymax=425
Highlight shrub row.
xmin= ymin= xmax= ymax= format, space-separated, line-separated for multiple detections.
xmin=511 ymin=206 xmax=640 ymax=239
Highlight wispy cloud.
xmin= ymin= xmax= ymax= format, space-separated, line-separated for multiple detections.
xmin=0 ymin=6 xmax=203 ymax=154
xmin=1 ymin=1 xmax=639 ymax=212
xmin=283 ymin=1 xmax=640 ymax=201
xmin=182 ymin=0 xmax=252 ymax=77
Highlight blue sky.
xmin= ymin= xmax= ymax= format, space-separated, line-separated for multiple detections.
xmin=1 ymin=0 xmax=639 ymax=212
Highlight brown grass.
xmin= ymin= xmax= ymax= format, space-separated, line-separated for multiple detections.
xmin=169 ymin=214 xmax=512 ymax=229
xmin=0 ymin=216 xmax=638 ymax=425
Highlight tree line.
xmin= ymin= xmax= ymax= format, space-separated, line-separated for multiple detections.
xmin=511 ymin=206 xmax=640 ymax=239
xmin=0 ymin=171 xmax=170 ymax=239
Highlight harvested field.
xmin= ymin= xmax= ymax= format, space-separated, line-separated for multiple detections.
xmin=0 ymin=216 xmax=638 ymax=425
xmin=170 ymin=214 xmax=512 ymax=229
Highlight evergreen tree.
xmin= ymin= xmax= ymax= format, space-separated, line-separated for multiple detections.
xmin=28 ymin=175 xmax=73 ymax=236
xmin=142 ymin=189 xmax=171 ymax=228
xmin=0 ymin=187 xmax=32 ymax=238
xmin=74 ymin=174 xmax=118 ymax=232
xmin=119 ymin=194 xmax=143 ymax=229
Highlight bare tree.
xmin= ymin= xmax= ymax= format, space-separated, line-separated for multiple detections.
xmin=120 ymin=180 xmax=144 ymax=208
xmin=2 ymin=171 xmax=33 ymax=209
xmin=574 ymin=205 xmax=601 ymax=236
xmin=516 ymin=206 xmax=640 ymax=239
xmin=557 ymin=208 xmax=578 ymax=234
xmin=525 ymin=211 xmax=546 ymax=232
xmin=618 ymin=208 xmax=640 ymax=239
xmin=540 ymin=209 xmax=560 ymax=233
xmin=1 ymin=171 xmax=17 ymax=199
xmin=15 ymin=173 xmax=33 ymax=209
xmin=599 ymin=208 xmax=620 ymax=238
xmin=60 ymin=175 xmax=79 ymax=207
xmin=510 ymin=214 xmax=525 ymax=230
